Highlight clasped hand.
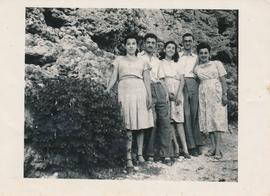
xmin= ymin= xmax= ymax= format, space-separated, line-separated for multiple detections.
xmin=169 ymin=93 xmax=181 ymax=106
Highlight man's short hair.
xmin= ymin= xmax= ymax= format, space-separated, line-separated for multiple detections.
xmin=144 ymin=33 xmax=158 ymax=41
xmin=182 ymin=33 xmax=194 ymax=41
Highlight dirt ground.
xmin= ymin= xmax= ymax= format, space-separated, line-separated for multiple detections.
xmin=41 ymin=126 xmax=237 ymax=182
xmin=92 ymin=127 xmax=238 ymax=182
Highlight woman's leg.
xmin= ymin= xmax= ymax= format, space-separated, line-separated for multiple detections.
xmin=137 ymin=130 xmax=145 ymax=163
xmin=171 ymin=123 xmax=179 ymax=156
xmin=205 ymin=132 xmax=216 ymax=156
xmin=214 ymin=131 xmax=222 ymax=157
xmin=209 ymin=132 xmax=216 ymax=154
xmin=176 ymin=123 xmax=189 ymax=155
xmin=126 ymin=130 xmax=133 ymax=167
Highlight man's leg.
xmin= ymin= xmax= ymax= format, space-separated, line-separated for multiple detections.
xmin=146 ymin=124 xmax=157 ymax=159
xmin=183 ymin=83 xmax=196 ymax=150
xmin=189 ymin=79 xmax=204 ymax=148
xmin=146 ymin=84 xmax=157 ymax=160
xmin=156 ymin=101 xmax=174 ymax=158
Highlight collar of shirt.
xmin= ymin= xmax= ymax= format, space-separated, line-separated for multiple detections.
xmin=179 ymin=51 xmax=196 ymax=57
xmin=138 ymin=51 xmax=159 ymax=61
xmin=138 ymin=51 xmax=161 ymax=83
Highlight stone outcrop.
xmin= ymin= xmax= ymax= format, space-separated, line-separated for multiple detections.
xmin=25 ymin=8 xmax=238 ymax=86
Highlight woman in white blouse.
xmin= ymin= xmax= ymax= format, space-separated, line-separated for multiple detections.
xmin=159 ymin=41 xmax=191 ymax=159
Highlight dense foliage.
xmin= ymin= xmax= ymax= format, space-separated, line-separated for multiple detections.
xmin=24 ymin=76 xmax=126 ymax=177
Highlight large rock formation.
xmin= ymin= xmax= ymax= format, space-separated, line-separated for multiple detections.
xmin=25 ymin=7 xmax=238 ymax=115
xmin=25 ymin=8 xmax=237 ymax=75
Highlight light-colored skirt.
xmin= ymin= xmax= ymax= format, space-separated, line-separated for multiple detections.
xmin=164 ymin=78 xmax=184 ymax=123
xmin=118 ymin=78 xmax=154 ymax=130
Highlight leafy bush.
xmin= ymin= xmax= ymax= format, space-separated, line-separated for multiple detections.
xmin=24 ymin=76 xmax=126 ymax=177
xmin=226 ymin=64 xmax=238 ymax=123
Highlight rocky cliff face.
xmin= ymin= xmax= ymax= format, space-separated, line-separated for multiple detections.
xmin=25 ymin=8 xmax=238 ymax=86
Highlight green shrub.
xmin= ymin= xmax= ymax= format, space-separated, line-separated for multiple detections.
xmin=24 ymin=76 xmax=126 ymax=177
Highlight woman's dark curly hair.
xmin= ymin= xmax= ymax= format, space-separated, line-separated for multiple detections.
xmin=196 ymin=42 xmax=211 ymax=54
xmin=159 ymin=41 xmax=179 ymax=62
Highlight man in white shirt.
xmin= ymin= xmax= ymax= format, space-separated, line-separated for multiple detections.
xmin=178 ymin=33 xmax=204 ymax=156
xmin=138 ymin=33 xmax=173 ymax=164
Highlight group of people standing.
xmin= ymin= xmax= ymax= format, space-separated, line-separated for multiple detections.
xmin=106 ymin=32 xmax=228 ymax=173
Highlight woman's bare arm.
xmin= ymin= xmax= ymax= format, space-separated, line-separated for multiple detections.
xmin=143 ymin=69 xmax=152 ymax=109
xmin=106 ymin=64 xmax=118 ymax=92
xmin=219 ymin=76 xmax=228 ymax=106
xmin=176 ymin=74 xmax=185 ymax=105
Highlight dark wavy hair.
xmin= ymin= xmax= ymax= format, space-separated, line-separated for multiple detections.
xmin=159 ymin=41 xmax=179 ymax=62
xmin=182 ymin=33 xmax=194 ymax=41
xmin=123 ymin=34 xmax=139 ymax=56
xmin=196 ymin=42 xmax=211 ymax=54
xmin=143 ymin=33 xmax=158 ymax=42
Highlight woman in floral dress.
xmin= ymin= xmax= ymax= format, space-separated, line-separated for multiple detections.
xmin=194 ymin=42 xmax=228 ymax=159
xmin=106 ymin=35 xmax=153 ymax=172
xmin=159 ymin=41 xmax=191 ymax=159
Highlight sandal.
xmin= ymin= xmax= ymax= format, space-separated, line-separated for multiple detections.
xmin=205 ymin=149 xmax=215 ymax=157
xmin=183 ymin=152 xmax=191 ymax=159
xmin=137 ymin=155 xmax=145 ymax=166
xmin=213 ymin=151 xmax=223 ymax=160
xmin=126 ymin=159 xmax=135 ymax=174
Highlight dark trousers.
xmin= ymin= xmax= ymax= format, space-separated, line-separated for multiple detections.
xmin=146 ymin=82 xmax=174 ymax=158
xmin=183 ymin=78 xmax=204 ymax=149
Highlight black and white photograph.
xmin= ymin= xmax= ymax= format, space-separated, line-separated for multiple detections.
xmin=1 ymin=0 xmax=270 ymax=195
xmin=24 ymin=8 xmax=239 ymax=181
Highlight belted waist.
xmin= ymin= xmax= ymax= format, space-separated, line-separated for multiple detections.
xmin=119 ymin=75 xmax=143 ymax=81
xmin=164 ymin=76 xmax=180 ymax=81
xmin=200 ymin=78 xmax=219 ymax=83
xmin=151 ymin=80 xmax=162 ymax=84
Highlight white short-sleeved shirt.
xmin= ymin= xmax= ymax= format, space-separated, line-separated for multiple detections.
xmin=178 ymin=51 xmax=198 ymax=78
xmin=158 ymin=59 xmax=184 ymax=80
xmin=138 ymin=51 xmax=161 ymax=83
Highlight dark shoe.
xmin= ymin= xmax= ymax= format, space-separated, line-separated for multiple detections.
xmin=162 ymin=157 xmax=173 ymax=166
xmin=126 ymin=166 xmax=135 ymax=174
xmin=191 ymin=149 xmax=199 ymax=157
xmin=183 ymin=152 xmax=191 ymax=159
xmin=126 ymin=159 xmax=135 ymax=174
xmin=197 ymin=147 xmax=202 ymax=155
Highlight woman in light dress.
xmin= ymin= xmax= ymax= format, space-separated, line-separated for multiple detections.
xmin=106 ymin=35 xmax=153 ymax=172
xmin=194 ymin=42 xmax=228 ymax=159
xmin=159 ymin=41 xmax=191 ymax=159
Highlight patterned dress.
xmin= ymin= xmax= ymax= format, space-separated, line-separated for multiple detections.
xmin=158 ymin=59 xmax=184 ymax=123
xmin=113 ymin=56 xmax=154 ymax=130
xmin=194 ymin=60 xmax=228 ymax=133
